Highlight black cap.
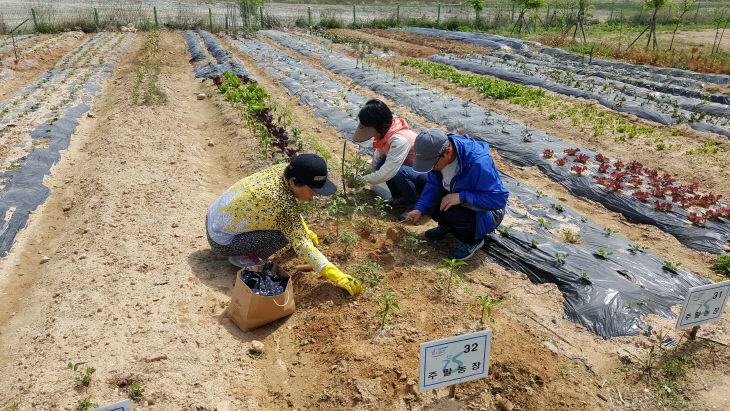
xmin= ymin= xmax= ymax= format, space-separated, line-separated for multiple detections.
xmin=289 ymin=153 xmax=337 ymax=196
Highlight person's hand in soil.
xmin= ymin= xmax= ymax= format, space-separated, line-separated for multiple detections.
xmin=403 ymin=208 xmax=422 ymax=224
xmin=320 ymin=263 xmax=363 ymax=295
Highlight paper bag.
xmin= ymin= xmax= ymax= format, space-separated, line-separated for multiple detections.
xmin=226 ymin=262 xmax=295 ymax=332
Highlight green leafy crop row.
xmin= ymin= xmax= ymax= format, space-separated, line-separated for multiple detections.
xmin=401 ymin=59 xmax=544 ymax=100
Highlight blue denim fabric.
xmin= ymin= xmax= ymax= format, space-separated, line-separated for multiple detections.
xmin=374 ymin=156 xmax=427 ymax=209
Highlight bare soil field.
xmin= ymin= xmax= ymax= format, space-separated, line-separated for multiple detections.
xmin=0 ymin=28 xmax=728 ymax=411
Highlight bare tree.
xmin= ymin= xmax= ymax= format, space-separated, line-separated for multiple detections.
xmin=669 ymin=0 xmax=697 ymax=51
xmin=628 ymin=0 xmax=668 ymax=50
xmin=511 ymin=0 xmax=545 ymax=34
xmin=564 ymin=0 xmax=592 ymax=43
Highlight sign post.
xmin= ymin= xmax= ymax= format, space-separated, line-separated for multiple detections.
xmin=419 ymin=330 xmax=491 ymax=393
xmin=675 ymin=281 xmax=729 ymax=331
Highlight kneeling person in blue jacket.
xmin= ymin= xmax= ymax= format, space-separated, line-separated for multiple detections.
xmin=403 ymin=128 xmax=509 ymax=261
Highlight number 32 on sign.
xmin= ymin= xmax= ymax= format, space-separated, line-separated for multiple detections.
xmin=419 ymin=330 xmax=491 ymax=392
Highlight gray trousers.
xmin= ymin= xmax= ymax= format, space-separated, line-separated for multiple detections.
xmin=207 ymin=226 xmax=288 ymax=259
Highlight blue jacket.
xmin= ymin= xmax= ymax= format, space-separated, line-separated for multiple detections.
xmin=414 ymin=134 xmax=509 ymax=239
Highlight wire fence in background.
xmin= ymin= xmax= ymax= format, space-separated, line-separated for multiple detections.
xmin=0 ymin=1 xmax=726 ymax=35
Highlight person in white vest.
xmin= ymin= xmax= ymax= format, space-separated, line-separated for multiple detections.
xmin=352 ymin=99 xmax=426 ymax=213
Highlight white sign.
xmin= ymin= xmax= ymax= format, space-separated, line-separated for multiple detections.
xmin=419 ymin=330 xmax=491 ymax=392
xmin=91 ymin=399 xmax=131 ymax=411
xmin=676 ymin=281 xmax=730 ymax=330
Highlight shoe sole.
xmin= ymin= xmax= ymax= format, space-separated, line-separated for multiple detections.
xmin=451 ymin=239 xmax=485 ymax=261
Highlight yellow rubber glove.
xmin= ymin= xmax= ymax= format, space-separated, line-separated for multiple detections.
xmin=320 ymin=263 xmax=363 ymax=296
xmin=302 ymin=219 xmax=318 ymax=246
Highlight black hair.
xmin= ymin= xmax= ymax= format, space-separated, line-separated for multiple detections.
xmin=284 ymin=164 xmax=306 ymax=186
xmin=357 ymin=99 xmax=393 ymax=136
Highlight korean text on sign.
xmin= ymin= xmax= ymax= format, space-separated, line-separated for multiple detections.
xmin=419 ymin=330 xmax=491 ymax=391
xmin=676 ymin=281 xmax=730 ymax=330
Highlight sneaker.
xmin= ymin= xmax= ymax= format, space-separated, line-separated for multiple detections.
xmin=387 ymin=197 xmax=406 ymax=207
xmin=425 ymin=224 xmax=453 ymax=241
xmin=449 ymin=238 xmax=485 ymax=261
xmin=228 ymin=254 xmax=261 ymax=268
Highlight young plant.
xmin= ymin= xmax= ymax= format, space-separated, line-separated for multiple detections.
xmin=76 ymin=397 xmax=97 ymax=411
xmin=603 ymin=227 xmax=618 ymax=236
xmin=399 ymin=234 xmax=427 ymax=256
xmin=469 ymin=296 xmax=502 ymax=327
xmin=581 ymin=271 xmax=591 ymax=283
xmin=710 ymin=255 xmax=730 ymax=276
xmin=537 ymin=218 xmax=552 ymax=228
xmin=663 ymin=260 xmax=681 ymax=273
xmin=497 ymin=225 xmax=513 ymax=236
xmin=530 ymin=238 xmax=539 ymax=248
xmin=550 ymin=203 xmax=564 ymax=213
xmin=555 ymin=253 xmax=568 ymax=264
xmin=596 ymin=248 xmax=613 ymax=259
xmin=67 ymin=362 xmax=95 ymax=387
xmin=129 ymin=381 xmax=145 ymax=403
xmin=343 ymin=154 xmax=370 ymax=190
xmin=629 ymin=243 xmax=648 ymax=252
xmin=436 ymin=258 xmax=468 ymax=292
xmin=348 ymin=257 xmax=384 ymax=290
xmin=372 ymin=294 xmax=400 ymax=327
xmin=564 ymin=231 xmax=581 ymax=243
xmin=338 ymin=230 xmax=358 ymax=259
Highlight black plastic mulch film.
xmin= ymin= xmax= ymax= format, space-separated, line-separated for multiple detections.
xmin=182 ymin=30 xmax=712 ymax=338
xmin=0 ymin=34 xmax=131 ymax=256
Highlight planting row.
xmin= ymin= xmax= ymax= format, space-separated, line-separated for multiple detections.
xmin=398 ymin=27 xmax=730 ymax=86
xmin=227 ymin=31 xmax=709 ymax=338
xmin=396 ymin=27 xmax=538 ymax=52
xmin=0 ymin=32 xmax=133 ymax=256
xmin=429 ymin=52 xmax=730 ymax=139
xmin=263 ymin=30 xmax=730 ymax=254
xmin=182 ymin=31 xmax=301 ymax=159
xmin=183 ymin=30 xmax=249 ymax=80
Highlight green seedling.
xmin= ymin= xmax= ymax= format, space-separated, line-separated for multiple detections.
xmin=348 ymin=257 xmax=384 ymax=291
xmin=343 ymin=154 xmax=369 ymax=190
xmin=538 ymin=218 xmax=552 ymax=228
xmin=2 ymin=401 xmax=20 ymax=411
xmin=663 ymin=261 xmax=681 ymax=273
xmin=469 ymin=296 xmax=502 ymax=327
xmin=436 ymin=258 xmax=468 ymax=292
xmin=67 ymin=362 xmax=95 ymax=387
xmin=76 ymin=397 xmax=97 ymax=411
xmin=372 ymin=294 xmax=400 ymax=327
xmin=555 ymin=253 xmax=568 ymax=264
xmin=603 ymin=227 xmax=618 ymax=236
xmin=536 ymin=190 xmax=547 ymax=198
xmin=581 ymin=217 xmax=589 ymax=223
xmin=564 ymin=231 xmax=581 ymax=243
xmin=550 ymin=203 xmax=564 ymax=213
xmin=530 ymin=239 xmax=539 ymax=248
xmin=711 ymin=255 xmax=730 ymax=276
xmin=581 ymin=271 xmax=591 ymax=283
xmin=338 ymin=230 xmax=358 ymax=259
xmin=629 ymin=243 xmax=648 ymax=252
xmin=129 ymin=381 xmax=145 ymax=403
xmin=597 ymin=248 xmax=613 ymax=258
xmin=399 ymin=234 xmax=427 ymax=256
xmin=497 ymin=225 xmax=512 ymax=236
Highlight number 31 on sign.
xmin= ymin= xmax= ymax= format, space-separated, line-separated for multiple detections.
xmin=419 ymin=330 xmax=492 ymax=392
xmin=676 ymin=281 xmax=730 ymax=330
